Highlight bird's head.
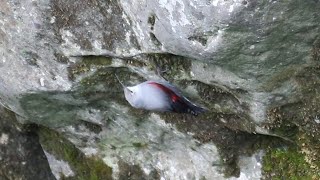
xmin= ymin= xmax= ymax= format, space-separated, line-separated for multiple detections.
xmin=123 ymin=85 xmax=141 ymax=107
xmin=114 ymin=74 xmax=142 ymax=108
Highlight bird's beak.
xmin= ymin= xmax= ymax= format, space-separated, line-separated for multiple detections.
xmin=115 ymin=74 xmax=125 ymax=87
xmin=115 ymin=74 xmax=130 ymax=91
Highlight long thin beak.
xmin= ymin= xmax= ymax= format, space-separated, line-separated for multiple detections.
xmin=114 ymin=74 xmax=127 ymax=89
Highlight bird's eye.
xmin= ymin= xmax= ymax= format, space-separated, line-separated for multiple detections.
xmin=127 ymin=89 xmax=134 ymax=94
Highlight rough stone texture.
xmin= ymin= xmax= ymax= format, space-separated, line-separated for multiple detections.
xmin=0 ymin=107 xmax=55 ymax=180
xmin=0 ymin=0 xmax=320 ymax=179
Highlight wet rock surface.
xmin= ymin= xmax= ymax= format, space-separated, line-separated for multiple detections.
xmin=0 ymin=0 xmax=320 ymax=179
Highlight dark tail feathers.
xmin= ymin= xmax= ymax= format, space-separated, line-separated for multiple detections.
xmin=171 ymin=98 xmax=207 ymax=116
xmin=187 ymin=104 xmax=207 ymax=116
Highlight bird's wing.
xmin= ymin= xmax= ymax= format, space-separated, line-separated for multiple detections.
xmin=145 ymin=80 xmax=183 ymax=95
xmin=145 ymin=81 xmax=181 ymax=102
xmin=145 ymin=81 xmax=206 ymax=115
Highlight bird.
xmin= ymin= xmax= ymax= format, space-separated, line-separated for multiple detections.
xmin=115 ymin=74 xmax=207 ymax=116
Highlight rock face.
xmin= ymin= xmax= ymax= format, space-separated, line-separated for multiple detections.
xmin=0 ymin=107 xmax=55 ymax=179
xmin=0 ymin=0 xmax=319 ymax=179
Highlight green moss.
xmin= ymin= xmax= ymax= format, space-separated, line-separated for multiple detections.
xmin=68 ymin=56 xmax=112 ymax=81
xmin=296 ymin=131 xmax=320 ymax=173
xmin=262 ymin=109 xmax=319 ymax=178
xmin=263 ymin=147 xmax=320 ymax=179
xmin=145 ymin=53 xmax=192 ymax=80
xmin=38 ymin=127 xmax=113 ymax=180
xmin=262 ymin=59 xmax=320 ymax=179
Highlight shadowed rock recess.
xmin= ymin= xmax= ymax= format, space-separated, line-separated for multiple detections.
xmin=0 ymin=0 xmax=319 ymax=179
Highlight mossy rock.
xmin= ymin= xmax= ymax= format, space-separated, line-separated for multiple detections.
xmin=68 ymin=56 xmax=113 ymax=81
xmin=144 ymin=53 xmax=192 ymax=80
xmin=38 ymin=126 xmax=113 ymax=180
xmin=263 ymin=147 xmax=320 ymax=180
xmin=262 ymin=56 xmax=320 ymax=179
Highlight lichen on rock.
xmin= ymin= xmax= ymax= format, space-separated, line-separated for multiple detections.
xmin=0 ymin=0 xmax=320 ymax=179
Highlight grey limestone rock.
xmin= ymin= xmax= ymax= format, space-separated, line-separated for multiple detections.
xmin=0 ymin=0 xmax=319 ymax=179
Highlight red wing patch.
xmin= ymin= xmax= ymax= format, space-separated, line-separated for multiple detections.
xmin=148 ymin=82 xmax=181 ymax=103
xmin=148 ymin=82 xmax=205 ymax=115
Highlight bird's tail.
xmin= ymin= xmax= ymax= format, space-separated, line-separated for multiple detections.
xmin=171 ymin=97 xmax=207 ymax=116
xmin=188 ymin=103 xmax=207 ymax=116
